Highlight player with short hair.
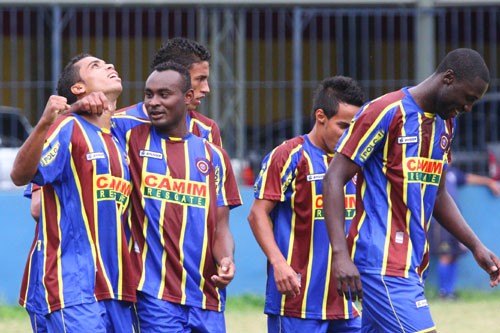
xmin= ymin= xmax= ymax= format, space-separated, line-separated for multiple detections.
xmin=247 ymin=76 xmax=365 ymax=333
xmin=118 ymin=37 xmax=222 ymax=146
xmin=11 ymin=54 xmax=137 ymax=332
xmin=112 ymin=61 xmax=241 ymax=332
xmin=322 ymin=48 xmax=500 ymax=332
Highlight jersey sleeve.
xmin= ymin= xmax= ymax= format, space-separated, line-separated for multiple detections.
xmin=336 ymin=102 xmax=395 ymax=167
xmin=254 ymin=139 xmax=302 ymax=202
xmin=209 ymin=122 xmax=222 ymax=147
xmin=210 ymin=143 xmax=242 ymax=209
xmin=33 ymin=118 xmax=74 ymax=185
xmin=111 ymin=114 xmax=150 ymax=150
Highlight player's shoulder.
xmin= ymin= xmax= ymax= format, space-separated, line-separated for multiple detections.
xmin=116 ymin=102 xmax=140 ymax=114
xmin=47 ymin=113 xmax=78 ymax=136
xmin=189 ymin=110 xmax=217 ymax=126
xmin=266 ymin=135 xmax=306 ymax=162
xmin=363 ymin=89 xmax=407 ymax=113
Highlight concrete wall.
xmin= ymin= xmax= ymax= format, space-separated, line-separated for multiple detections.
xmin=1 ymin=185 xmax=499 ymax=305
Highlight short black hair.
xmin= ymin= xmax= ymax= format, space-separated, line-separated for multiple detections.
xmin=311 ymin=76 xmax=365 ymax=120
xmin=151 ymin=61 xmax=192 ymax=93
xmin=56 ymin=53 xmax=92 ymax=104
xmin=150 ymin=37 xmax=211 ymax=70
xmin=435 ymin=48 xmax=490 ymax=84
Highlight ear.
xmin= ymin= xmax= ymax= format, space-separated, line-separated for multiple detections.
xmin=443 ymin=69 xmax=455 ymax=85
xmin=185 ymin=88 xmax=194 ymax=105
xmin=70 ymin=82 xmax=86 ymax=97
xmin=315 ymin=109 xmax=327 ymax=124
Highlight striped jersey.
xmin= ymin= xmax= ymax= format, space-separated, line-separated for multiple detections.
xmin=112 ymin=116 xmax=242 ymax=312
xmin=254 ymin=135 xmax=359 ymax=320
xmin=116 ymin=102 xmax=222 ymax=146
xmin=20 ymin=114 xmax=137 ymax=315
xmin=19 ymin=184 xmax=42 ymax=313
xmin=336 ymin=87 xmax=454 ymax=280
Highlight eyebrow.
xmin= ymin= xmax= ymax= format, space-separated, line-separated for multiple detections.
xmin=87 ymin=59 xmax=104 ymax=68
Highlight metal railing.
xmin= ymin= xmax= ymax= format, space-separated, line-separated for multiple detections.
xmin=0 ymin=4 xmax=499 ymax=174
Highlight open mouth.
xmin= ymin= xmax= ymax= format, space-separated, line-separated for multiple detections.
xmin=109 ymin=72 xmax=121 ymax=80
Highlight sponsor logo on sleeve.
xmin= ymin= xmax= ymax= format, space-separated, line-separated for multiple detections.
xmin=360 ymin=130 xmax=385 ymax=162
xmin=40 ymin=141 xmax=60 ymax=166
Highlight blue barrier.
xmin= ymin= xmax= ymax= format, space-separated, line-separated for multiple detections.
xmin=1 ymin=185 xmax=499 ymax=305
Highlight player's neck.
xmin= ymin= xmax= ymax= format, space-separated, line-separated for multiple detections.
xmin=80 ymin=112 xmax=112 ymax=129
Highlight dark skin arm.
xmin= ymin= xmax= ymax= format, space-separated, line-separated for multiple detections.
xmin=211 ymin=206 xmax=236 ymax=289
xmin=433 ymin=168 xmax=500 ymax=287
xmin=322 ymin=153 xmax=363 ymax=301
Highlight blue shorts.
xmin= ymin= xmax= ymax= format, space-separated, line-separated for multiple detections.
xmin=100 ymin=299 xmax=134 ymax=333
xmin=360 ymin=274 xmax=436 ymax=333
xmin=268 ymin=314 xmax=361 ymax=333
xmin=45 ymin=300 xmax=134 ymax=333
xmin=27 ymin=309 xmax=47 ymax=333
xmin=135 ymin=291 xmax=225 ymax=333
xmin=46 ymin=301 xmax=106 ymax=333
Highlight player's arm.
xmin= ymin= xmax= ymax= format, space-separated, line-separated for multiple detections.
xmin=211 ymin=205 xmax=235 ymax=289
xmin=433 ymin=168 xmax=500 ymax=286
xmin=10 ymin=96 xmax=70 ymax=186
xmin=248 ymin=198 xmax=301 ymax=298
xmin=30 ymin=187 xmax=41 ymax=222
xmin=323 ymin=153 xmax=363 ymax=301
xmin=465 ymin=173 xmax=500 ymax=196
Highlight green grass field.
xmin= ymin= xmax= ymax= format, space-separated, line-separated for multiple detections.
xmin=2 ymin=291 xmax=500 ymax=332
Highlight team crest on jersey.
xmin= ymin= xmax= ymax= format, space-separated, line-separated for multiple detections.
xmin=86 ymin=152 xmax=105 ymax=160
xmin=196 ymin=158 xmax=211 ymax=175
xmin=139 ymin=150 xmax=163 ymax=159
xmin=397 ymin=136 xmax=418 ymax=144
xmin=440 ymin=133 xmax=451 ymax=151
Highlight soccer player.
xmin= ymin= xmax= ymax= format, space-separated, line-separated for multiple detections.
xmin=111 ymin=61 xmax=241 ymax=332
xmin=118 ymin=37 xmax=222 ymax=146
xmin=247 ymin=76 xmax=365 ymax=333
xmin=322 ymin=48 xmax=500 ymax=332
xmin=11 ymin=54 xmax=137 ymax=332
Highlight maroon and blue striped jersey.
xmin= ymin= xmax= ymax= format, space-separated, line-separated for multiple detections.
xmin=337 ymin=87 xmax=454 ymax=280
xmin=20 ymin=114 xmax=137 ymax=315
xmin=254 ymin=135 xmax=359 ymax=320
xmin=116 ymin=102 xmax=222 ymax=146
xmin=112 ymin=116 xmax=241 ymax=312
